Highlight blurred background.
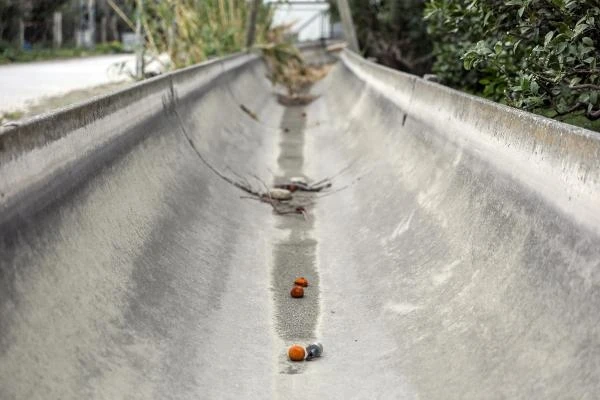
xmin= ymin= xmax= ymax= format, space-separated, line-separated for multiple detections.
xmin=0 ymin=0 xmax=341 ymax=124
xmin=0 ymin=0 xmax=597 ymax=131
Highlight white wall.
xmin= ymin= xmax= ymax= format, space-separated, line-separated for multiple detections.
xmin=267 ymin=1 xmax=330 ymax=41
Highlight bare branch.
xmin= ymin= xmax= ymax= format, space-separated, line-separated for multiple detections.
xmin=552 ymin=102 xmax=584 ymax=117
xmin=173 ymin=107 xmax=261 ymax=197
xmin=587 ymin=108 xmax=600 ymax=120
xmin=570 ymin=84 xmax=600 ymax=91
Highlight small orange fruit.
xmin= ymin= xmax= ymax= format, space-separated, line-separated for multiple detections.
xmin=294 ymin=277 xmax=309 ymax=287
xmin=290 ymin=286 xmax=304 ymax=298
xmin=288 ymin=345 xmax=306 ymax=361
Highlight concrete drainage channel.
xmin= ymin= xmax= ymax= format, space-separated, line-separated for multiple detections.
xmin=2 ymin=44 xmax=600 ymax=399
xmin=273 ymin=105 xmax=320 ymax=375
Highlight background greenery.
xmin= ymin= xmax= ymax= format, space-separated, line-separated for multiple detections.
xmin=2 ymin=0 xmax=599 ymax=128
xmin=329 ymin=0 xmax=433 ymax=76
xmin=332 ymin=0 xmax=600 ymax=128
xmin=137 ymin=0 xmax=273 ymax=68
xmin=426 ymin=0 xmax=600 ymax=122
xmin=0 ymin=40 xmax=125 ymax=64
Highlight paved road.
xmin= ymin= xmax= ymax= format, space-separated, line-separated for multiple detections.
xmin=0 ymin=54 xmax=135 ymax=111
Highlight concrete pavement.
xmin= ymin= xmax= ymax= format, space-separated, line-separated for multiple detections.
xmin=0 ymin=54 xmax=134 ymax=112
xmin=1 ymin=48 xmax=600 ymax=399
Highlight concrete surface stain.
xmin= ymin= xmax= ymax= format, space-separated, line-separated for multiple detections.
xmin=385 ymin=302 xmax=421 ymax=315
xmin=432 ymin=259 xmax=462 ymax=286
xmin=272 ymin=106 xmax=320 ymax=375
xmin=391 ymin=211 xmax=415 ymax=240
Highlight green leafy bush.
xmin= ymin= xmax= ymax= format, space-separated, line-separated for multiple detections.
xmin=424 ymin=1 xmax=484 ymax=91
xmin=425 ymin=0 xmax=600 ymax=120
xmin=0 ymin=44 xmax=126 ymax=65
xmin=96 ymin=41 xmax=126 ymax=54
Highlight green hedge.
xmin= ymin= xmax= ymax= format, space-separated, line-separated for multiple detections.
xmin=0 ymin=41 xmax=127 ymax=64
xmin=425 ymin=0 xmax=600 ymax=120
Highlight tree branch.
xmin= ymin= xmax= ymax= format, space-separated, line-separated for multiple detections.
xmin=552 ymin=102 xmax=584 ymax=117
xmin=587 ymin=108 xmax=600 ymax=120
xmin=570 ymin=84 xmax=600 ymax=91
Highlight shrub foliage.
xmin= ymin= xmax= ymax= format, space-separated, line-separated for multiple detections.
xmin=425 ymin=0 xmax=600 ymax=120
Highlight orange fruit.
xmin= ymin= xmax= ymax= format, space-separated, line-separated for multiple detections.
xmin=290 ymin=286 xmax=304 ymax=298
xmin=288 ymin=345 xmax=306 ymax=361
xmin=294 ymin=277 xmax=309 ymax=287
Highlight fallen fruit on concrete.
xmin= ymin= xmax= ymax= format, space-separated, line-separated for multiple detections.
xmin=305 ymin=342 xmax=323 ymax=360
xmin=294 ymin=277 xmax=309 ymax=287
xmin=288 ymin=345 xmax=306 ymax=361
xmin=290 ymin=286 xmax=304 ymax=298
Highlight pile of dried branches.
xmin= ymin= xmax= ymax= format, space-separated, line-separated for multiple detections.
xmin=256 ymin=25 xmax=332 ymax=105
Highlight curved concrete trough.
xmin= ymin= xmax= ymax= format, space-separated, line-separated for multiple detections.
xmin=1 ymin=46 xmax=600 ymax=399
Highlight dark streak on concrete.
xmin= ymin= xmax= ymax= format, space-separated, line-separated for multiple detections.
xmin=272 ymin=106 xmax=320 ymax=374
xmin=3 ymin=45 xmax=600 ymax=399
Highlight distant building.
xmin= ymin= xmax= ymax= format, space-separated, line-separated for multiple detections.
xmin=267 ymin=0 xmax=331 ymax=42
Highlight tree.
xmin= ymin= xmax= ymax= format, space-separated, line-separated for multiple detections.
xmin=25 ymin=0 xmax=71 ymax=42
xmin=330 ymin=0 xmax=433 ymax=76
xmin=0 ymin=0 xmax=23 ymax=42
